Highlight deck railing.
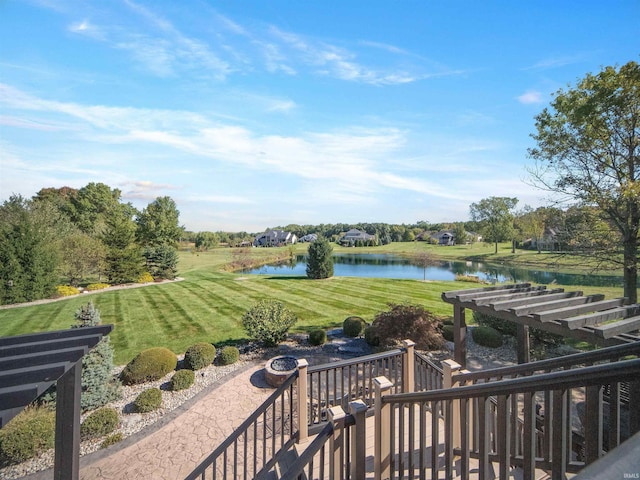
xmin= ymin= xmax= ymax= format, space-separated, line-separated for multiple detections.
xmin=375 ymin=357 xmax=640 ymax=480
xmin=186 ymin=371 xmax=298 ymax=480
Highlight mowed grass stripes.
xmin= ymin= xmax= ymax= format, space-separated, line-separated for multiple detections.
xmin=0 ymin=248 xmax=623 ymax=364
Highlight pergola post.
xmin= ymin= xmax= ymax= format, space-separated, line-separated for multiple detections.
xmin=54 ymin=360 xmax=82 ymax=480
xmin=453 ymin=305 xmax=467 ymax=369
xmin=516 ymin=324 xmax=531 ymax=364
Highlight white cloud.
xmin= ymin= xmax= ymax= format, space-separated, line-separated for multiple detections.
xmin=517 ymin=90 xmax=544 ymax=105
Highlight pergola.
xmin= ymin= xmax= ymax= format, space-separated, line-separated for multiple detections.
xmin=442 ymin=283 xmax=640 ymax=368
xmin=0 ymin=324 xmax=113 ymax=480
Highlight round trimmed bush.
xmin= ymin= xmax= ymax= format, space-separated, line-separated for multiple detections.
xmin=308 ymin=329 xmax=327 ymax=346
xmin=137 ymin=272 xmax=154 ymax=284
xmin=169 ymin=369 xmax=195 ymax=391
xmin=86 ymin=283 xmax=110 ymax=291
xmin=343 ymin=316 xmax=366 ymax=337
xmin=184 ymin=342 xmax=216 ymax=370
xmin=441 ymin=324 xmax=454 ymax=342
xmin=120 ymin=347 xmax=178 ymax=385
xmin=80 ymin=408 xmax=119 ymax=439
xmin=133 ymin=388 xmax=162 ymax=413
xmin=0 ymin=407 xmax=55 ymax=464
xmin=56 ymin=285 xmax=80 ymax=297
xmin=218 ymin=346 xmax=240 ymax=365
xmin=364 ymin=326 xmax=380 ymax=346
xmin=471 ymin=326 xmax=503 ymax=348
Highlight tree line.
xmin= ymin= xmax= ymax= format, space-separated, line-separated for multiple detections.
xmin=0 ymin=183 xmax=184 ymax=305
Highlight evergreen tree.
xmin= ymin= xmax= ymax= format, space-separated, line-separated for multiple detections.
xmin=74 ymin=302 xmax=120 ymax=411
xmin=143 ymin=244 xmax=179 ymax=280
xmin=306 ymin=237 xmax=334 ymax=279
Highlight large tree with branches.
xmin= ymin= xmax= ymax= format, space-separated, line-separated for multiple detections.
xmin=528 ymin=61 xmax=639 ymax=303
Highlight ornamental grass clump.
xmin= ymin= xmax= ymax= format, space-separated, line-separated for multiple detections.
xmin=184 ymin=342 xmax=216 ymax=370
xmin=242 ymin=299 xmax=297 ymax=347
xmin=120 ymin=347 xmax=177 ymax=385
xmin=0 ymin=407 xmax=55 ymax=464
xmin=217 ymin=346 xmax=240 ymax=365
xmin=133 ymin=388 xmax=162 ymax=413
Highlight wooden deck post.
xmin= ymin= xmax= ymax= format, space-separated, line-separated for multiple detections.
xmin=54 ymin=361 xmax=82 ymax=480
xmin=516 ymin=324 xmax=531 ymax=364
xmin=453 ymin=305 xmax=467 ymax=368
xmin=374 ymin=376 xmax=393 ymax=480
xmin=296 ymin=358 xmax=309 ymax=443
xmin=442 ymin=359 xmax=461 ymax=448
xmin=329 ymin=406 xmax=347 ymax=480
xmin=402 ymin=339 xmax=416 ymax=393
xmin=349 ymin=400 xmax=368 ymax=480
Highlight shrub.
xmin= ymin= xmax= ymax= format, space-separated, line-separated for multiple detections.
xmin=120 ymin=347 xmax=177 ymax=385
xmin=74 ymin=302 xmax=121 ymax=410
xmin=308 ymin=329 xmax=327 ymax=346
xmin=364 ymin=326 xmax=380 ymax=346
xmin=471 ymin=326 xmax=503 ymax=348
xmin=133 ymin=388 xmax=162 ymax=413
xmin=137 ymin=272 xmax=154 ymax=283
xmin=369 ymin=303 xmax=445 ymax=351
xmin=343 ymin=316 xmax=366 ymax=337
xmin=242 ymin=300 xmax=298 ymax=347
xmin=86 ymin=283 xmax=110 ymax=291
xmin=80 ymin=408 xmax=119 ymax=439
xmin=184 ymin=343 xmax=216 ymax=370
xmin=101 ymin=432 xmax=123 ymax=449
xmin=473 ymin=311 xmax=564 ymax=347
xmin=442 ymin=324 xmax=454 ymax=342
xmin=0 ymin=407 xmax=55 ymax=464
xmin=56 ymin=285 xmax=80 ymax=297
xmin=169 ymin=369 xmax=195 ymax=391
xmin=306 ymin=237 xmax=334 ymax=279
xmin=218 ymin=346 xmax=240 ymax=365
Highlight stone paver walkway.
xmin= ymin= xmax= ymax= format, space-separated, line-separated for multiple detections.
xmin=79 ymin=363 xmax=272 ymax=480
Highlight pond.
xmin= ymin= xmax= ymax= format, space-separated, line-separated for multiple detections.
xmin=245 ymin=253 xmax=627 ymax=288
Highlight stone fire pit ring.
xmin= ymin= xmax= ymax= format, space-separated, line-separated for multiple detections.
xmin=264 ymin=355 xmax=298 ymax=387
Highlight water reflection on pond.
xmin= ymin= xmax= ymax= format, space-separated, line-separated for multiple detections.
xmin=245 ymin=253 xmax=626 ymax=288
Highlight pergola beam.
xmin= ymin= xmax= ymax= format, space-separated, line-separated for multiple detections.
xmin=442 ymin=285 xmax=640 ymax=368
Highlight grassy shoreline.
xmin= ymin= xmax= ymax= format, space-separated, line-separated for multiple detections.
xmin=0 ymin=242 xmax=625 ymax=364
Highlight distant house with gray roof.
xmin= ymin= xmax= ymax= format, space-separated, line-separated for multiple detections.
xmin=253 ymin=230 xmax=297 ymax=247
xmin=338 ymin=229 xmax=376 ymax=246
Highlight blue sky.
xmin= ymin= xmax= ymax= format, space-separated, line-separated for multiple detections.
xmin=1 ymin=1 xmax=638 ymax=232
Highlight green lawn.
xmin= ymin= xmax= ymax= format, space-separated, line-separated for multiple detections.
xmin=0 ymin=244 xmax=625 ymax=364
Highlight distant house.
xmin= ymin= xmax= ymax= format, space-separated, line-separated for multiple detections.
xmin=417 ymin=230 xmax=481 ymax=245
xmin=253 ymin=230 xmax=298 ymax=247
xmin=298 ymin=233 xmax=318 ymax=243
xmin=338 ymin=229 xmax=376 ymax=246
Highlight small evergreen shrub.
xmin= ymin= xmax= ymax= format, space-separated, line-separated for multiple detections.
xmin=343 ymin=316 xmax=366 ymax=337
xmin=0 ymin=407 xmax=55 ymax=464
xmin=442 ymin=324 xmax=455 ymax=342
xmin=74 ymin=302 xmax=121 ymax=410
xmin=137 ymin=272 xmax=154 ymax=284
xmin=169 ymin=369 xmax=195 ymax=391
xmin=56 ymin=285 xmax=80 ymax=297
xmin=101 ymin=432 xmax=123 ymax=449
xmin=218 ymin=346 xmax=240 ymax=365
xmin=133 ymin=388 xmax=162 ymax=413
xmin=80 ymin=408 xmax=119 ymax=439
xmin=308 ymin=329 xmax=327 ymax=346
xmin=364 ymin=326 xmax=380 ymax=346
xmin=120 ymin=347 xmax=177 ymax=385
xmin=473 ymin=311 xmax=564 ymax=347
xmin=184 ymin=343 xmax=216 ymax=370
xmin=442 ymin=317 xmax=454 ymax=326
xmin=471 ymin=326 xmax=503 ymax=348
xmin=242 ymin=300 xmax=298 ymax=346
xmin=86 ymin=283 xmax=110 ymax=291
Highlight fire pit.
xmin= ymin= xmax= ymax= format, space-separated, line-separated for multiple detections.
xmin=264 ymin=355 xmax=298 ymax=387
